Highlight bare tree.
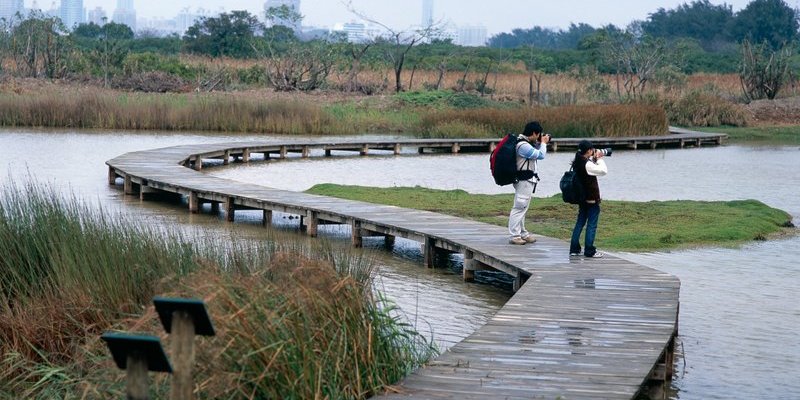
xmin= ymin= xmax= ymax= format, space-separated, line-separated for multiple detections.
xmin=10 ymin=12 xmax=69 ymax=79
xmin=257 ymin=6 xmax=335 ymax=91
xmin=345 ymin=1 xmax=441 ymax=93
xmin=740 ymin=39 xmax=793 ymax=101
xmin=343 ymin=40 xmax=372 ymax=93
xmin=595 ymin=25 xmax=667 ymax=101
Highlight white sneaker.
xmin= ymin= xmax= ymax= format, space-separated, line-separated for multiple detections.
xmin=569 ymin=252 xmax=581 ymax=257
xmin=509 ymin=237 xmax=526 ymax=245
xmin=585 ymin=252 xmax=604 ymax=258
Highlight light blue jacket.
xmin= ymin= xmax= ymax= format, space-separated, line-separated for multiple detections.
xmin=515 ymin=135 xmax=546 ymax=172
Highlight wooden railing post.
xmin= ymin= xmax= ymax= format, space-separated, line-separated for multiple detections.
xmin=108 ymin=166 xmax=118 ymax=185
xmin=262 ymin=209 xmax=273 ymax=227
xmin=351 ymin=220 xmax=362 ymax=247
xmin=423 ymin=237 xmax=435 ymax=268
xmin=463 ymin=250 xmax=475 ymax=282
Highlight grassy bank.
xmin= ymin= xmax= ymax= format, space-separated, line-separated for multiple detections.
xmin=692 ymin=125 xmax=800 ymax=145
xmin=0 ymin=181 xmax=435 ymax=399
xmin=307 ymin=184 xmax=794 ymax=252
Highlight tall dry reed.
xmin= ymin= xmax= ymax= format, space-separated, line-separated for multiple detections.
xmin=420 ymin=103 xmax=669 ymax=138
xmin=0 ymin=90 xmax=348 ymax=134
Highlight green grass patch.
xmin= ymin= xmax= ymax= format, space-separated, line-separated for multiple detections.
xmin=306 ymin=184 xmax=794 ymax=252
xmin=691 ymin=125 xmax=800 ymax=145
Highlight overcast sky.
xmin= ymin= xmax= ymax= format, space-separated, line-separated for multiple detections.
xmin=28 ymin=0 xmax=780 ymax=35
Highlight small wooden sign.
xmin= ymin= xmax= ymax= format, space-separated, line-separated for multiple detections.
xmin=153 ymin=297 xmax=215 ymax=336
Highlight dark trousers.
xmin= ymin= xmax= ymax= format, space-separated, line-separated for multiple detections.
xmin=570 ymin=202 xmax=600 ymax=256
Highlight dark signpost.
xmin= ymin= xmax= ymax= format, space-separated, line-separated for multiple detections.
xmin=153 ymin=297 xmax=215 ymax=400
xmin=101 ymin=333 xmax=172 ymax=400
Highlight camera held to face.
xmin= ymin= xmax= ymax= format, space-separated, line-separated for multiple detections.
xmin=538 ymin=133 xmax=551 ymax=142
xmin=596 ymin=148 xmax=612 ymax=157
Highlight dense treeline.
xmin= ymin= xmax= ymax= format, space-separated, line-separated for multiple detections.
xmin=489 ymin=0 xmax=799 ymax=51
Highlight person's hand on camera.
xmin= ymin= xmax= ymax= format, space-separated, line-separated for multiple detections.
xmin=539 ymin=133 xmax=551 ymax=144
xmin=593 ymin=149 xmax=604 ymax=159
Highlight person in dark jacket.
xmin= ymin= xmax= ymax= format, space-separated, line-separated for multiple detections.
xmin=569 ymin=140 xmax=607 ymax=258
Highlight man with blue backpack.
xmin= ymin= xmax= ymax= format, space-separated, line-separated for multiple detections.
xmin=508 ymin=121 xmax=550 ymax=245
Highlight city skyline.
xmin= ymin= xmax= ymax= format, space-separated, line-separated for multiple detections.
xmin=16 ymin=0 xmax=764 ymax=36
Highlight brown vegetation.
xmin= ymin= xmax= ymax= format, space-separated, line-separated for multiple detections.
xmin=421 ymin=104 xmax=668 ymax=138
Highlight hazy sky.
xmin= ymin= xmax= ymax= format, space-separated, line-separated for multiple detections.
xmin=28 ymin=0 xmax=775 ymax=35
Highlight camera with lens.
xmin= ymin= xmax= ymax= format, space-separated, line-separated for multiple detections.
xmin=596 ymin=147 xmax=612 ymax=157
xmin=538 ymin=133 xmax=552 ymax=142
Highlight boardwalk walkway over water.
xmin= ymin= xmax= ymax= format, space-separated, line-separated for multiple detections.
xmin=105 ymin=130 xmax=710 ymax=399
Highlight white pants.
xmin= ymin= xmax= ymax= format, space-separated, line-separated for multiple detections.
xmin=508 ymin=180 xmax=535 ymax=238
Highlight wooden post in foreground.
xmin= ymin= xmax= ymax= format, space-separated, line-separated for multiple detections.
xmin=101 ymin=333 xmax=172 ymax=400
xmin=153 ymin=297 xmax=215 ymax=400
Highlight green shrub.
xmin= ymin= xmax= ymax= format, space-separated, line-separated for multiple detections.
xmin=394 ymin=90 xmax=495 ymax=109
xmin=122 ymin=52 xmax=199 ymax=80
xmin=664 ymin=90 xmax=749 ymax=127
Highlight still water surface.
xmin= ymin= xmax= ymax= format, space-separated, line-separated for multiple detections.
xmin=1 ymin=129 xmax=798 ymax=399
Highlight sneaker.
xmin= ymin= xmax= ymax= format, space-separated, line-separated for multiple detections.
xmin=585 ymin=252 xmax=604 ymax=258
xmin=569 ymin=252 xmax=581 ymax=257
xmin=509 ymin=237 xmax=527 ymax=245
xmin=522 ymin=235 xmax=537 ymax=244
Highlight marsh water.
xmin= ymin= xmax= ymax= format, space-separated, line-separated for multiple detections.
xmin=1 ymin=129 xmax=798 ymax=399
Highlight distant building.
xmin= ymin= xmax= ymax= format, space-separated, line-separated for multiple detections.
xmin=421 ymin=0 xmax=433 ymax=27
xmin=341 ymin=21 xmax=366 ymax=43
xmin=456 ymin=25 xmax=487 ymax=47
xmin=0 ymin=0 xmax=24 ymax=22
xmin=264 ymin=0 xmax=300 ymax=31
xmin=87 ymin=6 xmax=106 ymax=25
xmin=59 ymin=0 xmax=84 ymax=29
xmin=112 ymin=0 xmax=135 ymax=30
xmin=137 ymin=16 xmax=178 ymax=36
xmin=175 ymin=7 xmax=206 ymax=34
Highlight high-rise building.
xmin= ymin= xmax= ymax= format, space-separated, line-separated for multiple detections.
xmin=59 ymin=0 xmax=84 ymax=29
xmin=456 ymin=25 xmax=487 ymax=47
xmin=175 ymin=7 xmax=205 ymax=34
xmin=421 ymin=0 xmax=433 ymax=27
xmin=113 ymin=0 xmax=136 ymax=30
xmin=264 ymin=0 xmax=300 ymax=30
xmin=342 ymin=21 xmax=366 ymax=43
xmin=88 ymin=7 xmax=106 ymax=25
xmin=0 ymin=0 xmax=24 ymax=22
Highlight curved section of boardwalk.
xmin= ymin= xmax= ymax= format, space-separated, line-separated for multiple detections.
xmin=106 ymin=132 xmax=700 ymax=399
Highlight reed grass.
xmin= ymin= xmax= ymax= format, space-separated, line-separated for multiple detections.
xmin=0 ymin=180 xmax=435 ymax=398
xmin=0 ymin=90 xmax=349 ymax=135
xmin=0 ymin=86 xmax=671 ymax=137
xmin=419 ymin=104 xmax=669 ymax=138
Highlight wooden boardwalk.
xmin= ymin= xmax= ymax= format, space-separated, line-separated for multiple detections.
xmin=105 ymin=130 xmax=703 ymax=399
